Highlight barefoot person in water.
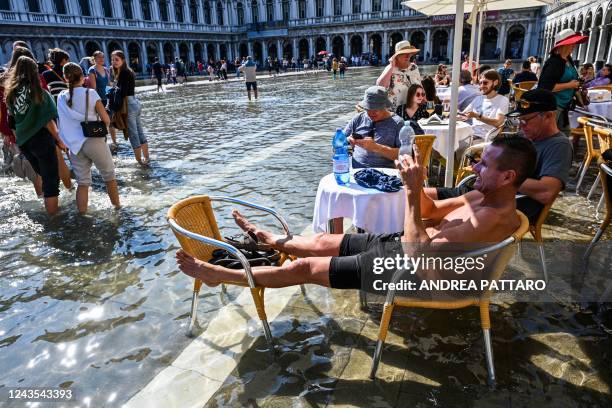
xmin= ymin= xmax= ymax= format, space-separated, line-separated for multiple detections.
xmin=176 ymin=136 xmax=536 ymax=289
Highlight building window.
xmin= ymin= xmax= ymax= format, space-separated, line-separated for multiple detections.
xmin=159 ymin=0 xmax=169 ymax=21
xmin=78 ymin=0 xmax=91 ymax=15
xmin=298 ymin=0 xmax=305 ymax=19
xmin=27 ymin=0 xmax=40 ymax=12
xmin=236 ymin=2 xmax=244 ymax=25
xmin=175 ymin=0 xmax=184 ymax=22
xmin=122 ymin=0 xmax=133 ymax=19
xmin=101 ymin=0 xmax=113 ymax=17
xmin=316 ymin=0 xmax=323 ymax=17
xmin=266 ymin=0 xmax=273 ymax=21
xmin=282 ymin=0 xmax=289 ymax=21
xmin=54 ymin=0 xmax=67 ymax=14
xmin=190 ymin=0 xmax=198 ymax=23
xmin=352 ymin=0 xmax=361 ymax=14
xmin=141 ymin=0 xmax=152 ymax=20
xmin=204 ymin=1 xmax=211 ymax=24
xmin=0 ymin=0 xmax=10 ymax=11
xmin=392 ymin=0 xmax=401 ymax=10
xmin=216 ymin=1 xmax=223 ymax=25
xmin=372 ymin=0 xmax=381 ymax=12
xmin=334 ymin=0 xmax=342 ymax=16
xmin=251 ymin=0 xmax=258 ymax=23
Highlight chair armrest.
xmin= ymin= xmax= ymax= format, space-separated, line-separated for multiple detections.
xmin=209 ymin=196 xmax=291 ymax=235
xmin=168 ymin=219 xmax=257 ymax=288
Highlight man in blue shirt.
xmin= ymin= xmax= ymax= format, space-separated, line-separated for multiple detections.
xmin=344 ymin=86 xmax=403 ymax=168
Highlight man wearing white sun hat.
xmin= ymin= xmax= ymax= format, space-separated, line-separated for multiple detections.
xmin=376 ymin=40 xmax=422 ymax=112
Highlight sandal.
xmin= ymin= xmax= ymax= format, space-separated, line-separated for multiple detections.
xmin=224 ymin=232 xmax=271 ymax=252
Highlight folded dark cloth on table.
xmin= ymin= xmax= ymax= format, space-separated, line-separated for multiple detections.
xmin=354 ymin=168 xmax=403 ymax=192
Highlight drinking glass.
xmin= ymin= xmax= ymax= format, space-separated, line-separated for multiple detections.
xmin=426 ymin=101 xmax=435 ymax=116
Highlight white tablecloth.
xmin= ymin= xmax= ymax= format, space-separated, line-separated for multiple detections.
xmin=420 ymin=121 xmax=474 ymax=160
xmin=569 ymin=101 xmax=612 ymax=127
xmin=312 ymin=168 xmax=405 ymax=234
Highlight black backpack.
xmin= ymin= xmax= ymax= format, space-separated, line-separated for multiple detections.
xmin=106 ymin=86 xmax=123 ymax=113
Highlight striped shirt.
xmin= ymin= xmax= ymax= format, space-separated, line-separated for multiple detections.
xmin=42 ymin=67 xmax=68 ymax=101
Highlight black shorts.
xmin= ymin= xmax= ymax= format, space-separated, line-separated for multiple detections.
xmin=155 ymin=75 xmax=162 ymax=86
xmin=19 ymin=127 xmax=59 ymax=198
xmin=329 ymin=232 xmax=403 ymax=289
xmin=246 ymin=81 xmax=257 ymax=91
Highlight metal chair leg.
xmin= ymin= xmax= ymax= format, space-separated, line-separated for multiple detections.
xmin=260 ymin=317 xmax=275 ymax=357
xmin=538 ymin=242 xmax=549 ymax=284
xmin=587 ymin=173 xmax=600 ymax=201
xmin=482 ymin=328 xmax=496 ymax=387
xmin=187 ymin=290 xmax=199 ymax=337
xmin=583 ymin=228 xmax=604 ymax=265
xmin=597 ymin=194 xmax=604 ymax=213
xmin=575 ymin=157 xmax=591 ymax=193
xmin=369 ymin=339 xmax=385 ymax=379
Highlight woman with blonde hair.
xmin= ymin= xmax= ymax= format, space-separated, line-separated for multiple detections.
xmin=57 ymin=62 xmax=120 ymax=214
xmin=111 ymin=50 xmax=149 ymax=164
xmin=5 ymin=56 xmax=65 ymax=215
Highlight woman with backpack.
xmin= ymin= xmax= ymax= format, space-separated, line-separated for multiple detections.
xmin=88 ymin=51 xmax=118 ymax=148
xmin=57 ymin=63 xmax=120 ymax=214
xmin=111 ymin=50 xmax=149 ymax=165
xmin=5 ymin=56 xmax=65 ymax=215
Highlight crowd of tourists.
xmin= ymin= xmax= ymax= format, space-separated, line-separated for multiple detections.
xmin=0 ymin=41 xmax=150 ymax=216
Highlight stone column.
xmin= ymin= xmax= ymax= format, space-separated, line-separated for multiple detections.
xmin=308 ymin=37 xmax=314 ymax=57
xmin=248 ymin=41 xmax=253 ymax=57
xmin=497 ymin=22 xmax=506 ymax=57
xmin=189 ymin=42 xmax=195 ymax=63
xmin=595 ymin=25 xmax=608 ymax=62
xmin=140 ymin=40 xmax=148 ymax=71
xmin=290 ymin=0 xmax=298 ymax=19
xmin=344 ymin=33 xmax=350 ymax=57
xmin=293 ymin=38 xmax=298 ymax=59
xmin=78 ymin=40 xmax=86 ymax=59
xmin=607 ymin=36 xmax=612 ymax=64
xmin=175 ymin=42 xmax=180 ymax=60
xmin=216 ymin=42 xmax=221 ymax=59
xmin=157 ymin=41 xmax=164 ymax=62
xmin=307 ymin=0 xmax=315 ymax=18
xmin=210 ymin=0 xmax=218 ymax=24
xmin=404 ymin=30 xmax=409 ymax=43
xmin=382 ymin=31 xmax=388 ymax=59
xmin=522 ymin=21 xmax=533 ymax=60
xmin=196 ymin=0 xmax=204 ymax=24
xmin=151 ymin=0 xmax=160 ymax=20
xmin=262 ymin=42 xmax=268 ymax=61
xmin=133 ymin=0 xmax=143 ymax=20
xmin=325 ymin=35 xmax=331 ymax=51
xmin=168 ymin=0 xmax=176 ymax=21
xmin=364 ymin=32 xmax=369 ymax=53
xmin=425 ymin=28 xmax=432 ymax=61
xmin=183 ymin=0 xmax=191 ymax=23
xmin=585 ymin=25 xmax=598 ymax=63
xmin=363 ymin=0 xmax=371 ymax=13
xmin=122 ymin=40 xmax=129 ymax=54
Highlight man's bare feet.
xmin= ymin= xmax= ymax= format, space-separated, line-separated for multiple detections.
xmin=231 ymin=209 xmax=276 ymax=245
xmin=176 ymin=249 xmax=222 ymax=287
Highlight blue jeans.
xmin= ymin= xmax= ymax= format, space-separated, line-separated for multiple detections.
xmin=127 ymin=96 xmax=147 ymax=149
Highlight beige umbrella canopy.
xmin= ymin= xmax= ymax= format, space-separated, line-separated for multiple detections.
xmin=401 ymin=0 xmax=564 ymax=187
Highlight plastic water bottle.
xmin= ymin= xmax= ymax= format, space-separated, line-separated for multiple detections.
xmin=332 ymin=128 xmax=350 ymax=186
xmin=399 ymin=121 xmax=415 ymax=157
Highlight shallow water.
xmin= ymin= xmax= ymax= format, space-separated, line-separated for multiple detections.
xmin=0 ymin=67 xmax=610 ymax=407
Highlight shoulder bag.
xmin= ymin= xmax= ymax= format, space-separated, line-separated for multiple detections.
xmin=80 ymin=88 xmax=108 ymax=138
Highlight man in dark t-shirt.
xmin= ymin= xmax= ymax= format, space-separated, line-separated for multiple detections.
xmin=152 ymin=58 xmax=164 ymax=92
xmin=513 ymin=60 xmax=539 ymax=85
xmin=428 ymin=89 xmax=572 ymax=223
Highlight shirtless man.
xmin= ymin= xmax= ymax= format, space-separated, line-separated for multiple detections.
xmin=176 ymin=136 xmax=536 ymax=290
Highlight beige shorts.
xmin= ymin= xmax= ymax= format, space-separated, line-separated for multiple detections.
xmin=70 ymin=138 xmax=115 ymax=186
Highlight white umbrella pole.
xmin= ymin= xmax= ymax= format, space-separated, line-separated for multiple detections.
xmin=475 ymin=7 xmax=484 ymax=67
xmin=468 ymin=5 xmax=478 ymax=68
xmin=445 ymin=0 xmax=465 ymax=187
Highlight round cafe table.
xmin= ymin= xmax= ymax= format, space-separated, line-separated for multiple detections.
xmin=312 ymin=168 xmax=405 ymax=234
xmin=569 ymin=101 xmax=612 ymax=128
xmin=419 ymin=120 xmax=474 ymax=161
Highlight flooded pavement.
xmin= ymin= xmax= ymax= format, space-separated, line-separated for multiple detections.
xmin=0 ymin=68 xmax=611 ymax=407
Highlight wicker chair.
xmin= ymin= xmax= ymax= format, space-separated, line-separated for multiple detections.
xmin=517 ymin=80 xmax=537 ymax=90
xmin=369 ymin=211 xmax=530 ymax=386
xmin=583 ymin=159 xmax=612 ymax=262
xmin=587 ymin=126 xmax=612 ymax=208
xmin=167 ymin=195 xmax=295 ymax=352
xmin=576 ymin=117 xmax=602 ymax=193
